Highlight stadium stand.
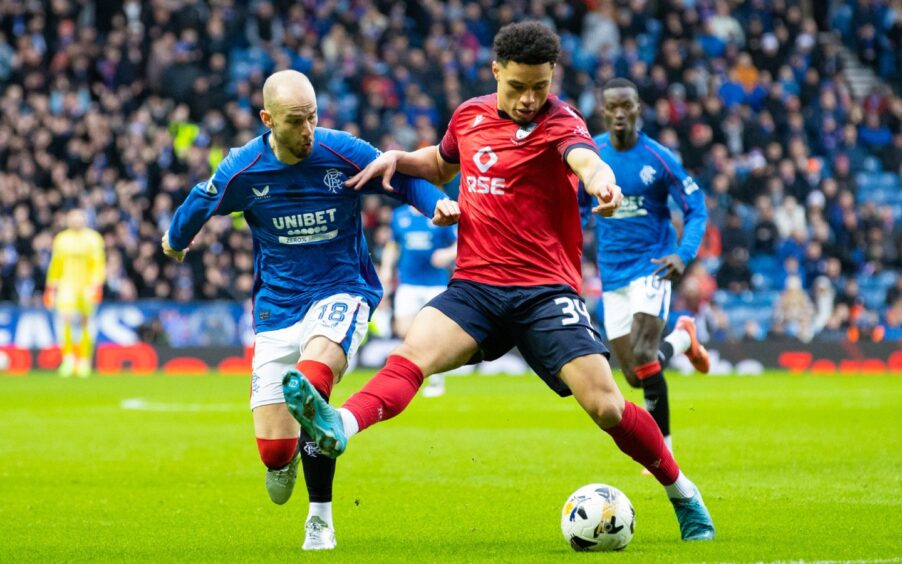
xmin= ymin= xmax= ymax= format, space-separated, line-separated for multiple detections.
xmin=0 ymin=0 xmax=899 ymax=344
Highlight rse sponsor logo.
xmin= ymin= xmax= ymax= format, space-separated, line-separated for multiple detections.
xmin=465 ymin=175 xmax=507 ymax=195
xmin=472 ymin=114 xmax=485 ymax=128
xmin=473 ymin=146 xmax=497 ymax=173
xmin=252 ymin=185 xmax=270 ymax=199
xmin=467 ymin=146 xmax=508 ymax=195
xmin=682 ymin=176 xmax=700 ymax=195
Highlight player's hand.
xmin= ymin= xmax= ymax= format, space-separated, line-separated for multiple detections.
xmin=161 ymin=232 xmax=187 ymax=262
xmin=43 ymin=287 xmax=55 ymax=309
xmin=592 ymin=183 xmax=623 ymax=217
xmin=431 ymin=199 xmax=460 ymax=227
xmin=345 ymin=150 xmax=401 ymax=192
xmin=651 ymin=254 xmax=686 ymax=281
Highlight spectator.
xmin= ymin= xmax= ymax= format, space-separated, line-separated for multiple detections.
xmin=771 ymin=275 xmax=815 ymax=342
xmin=716 ymin=248 xmax=753 ymax=293
xmin=751 ymin=196 xmax=780 ymax=256
xmin=811 ymin=275 xmax=835 ymax=335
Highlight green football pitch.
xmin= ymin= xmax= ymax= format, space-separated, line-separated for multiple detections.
xmin=1 ymin=370 xmax=900 ymax=563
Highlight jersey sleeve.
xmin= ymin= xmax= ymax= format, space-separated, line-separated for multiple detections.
xmin=660 ymin=149 xmax=708 ymax=264
xmin=438 ymin=106 xmax=462 ymax=164
xmin=341 ymin=134 xmax=449 ymax=218
xmin=386 ymin=174 xmax=447 ymax=219
xmin=546 ymin=102 xmax=597 ymax=160
xmin=167 ymin=149 xmax=251 ymax=251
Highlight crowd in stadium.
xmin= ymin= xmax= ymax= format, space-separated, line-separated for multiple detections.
xmin=1 ymin=0 xmax=900 ymax=343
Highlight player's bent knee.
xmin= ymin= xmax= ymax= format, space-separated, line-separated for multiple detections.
xmin=256 ymin=437 xmax=298 ymax=469
xmin=595 ymin=398 xmax=625 ymax=429
xmin=391 ymin=342 xmax=439 ymax=375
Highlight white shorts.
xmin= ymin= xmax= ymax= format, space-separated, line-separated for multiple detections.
xmin=393 ymin=283 xmax=446 ymax=319
xmin=602 ymin=275 xmax=672 ymax=340
xmin=250 ymin=293 xmax=370 ymax=410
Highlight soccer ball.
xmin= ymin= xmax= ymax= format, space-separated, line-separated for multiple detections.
xmin=561 ymin=484 xmax=635 ymax=551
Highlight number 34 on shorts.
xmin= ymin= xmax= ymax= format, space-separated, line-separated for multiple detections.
xmin=555 ymin=296 xmax=591 ymax=326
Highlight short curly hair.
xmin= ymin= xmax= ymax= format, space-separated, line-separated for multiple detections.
xmin=493 ymin=21 xmax=561 ymax=66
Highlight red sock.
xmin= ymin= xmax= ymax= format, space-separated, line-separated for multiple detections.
xmin=256 ymin=437 xmax=298 ymax=469
xmin=298 ymin=359 xmax=335 ymax=400
xmin=342 ymin=355 xmax=424 ymax=431
xmin=604 ymin=401 xmax=680 ymax=485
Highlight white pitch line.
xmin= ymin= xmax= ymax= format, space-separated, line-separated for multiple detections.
xmin=120 ymin=398 xmax=243 ymax=412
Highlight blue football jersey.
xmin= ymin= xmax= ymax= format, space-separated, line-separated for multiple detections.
xmin=168 ymin=128 xmax=448 ymax=332
xmin=590 ymin=131 xmax=707 ymax=291
xmin=391 ymin=204 xmax=457 ymax=286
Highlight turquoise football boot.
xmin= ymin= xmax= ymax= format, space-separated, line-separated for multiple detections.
xmin=671 ymin=486 xmax=716 ymax=541
xmin=282 ymin=369 xmax=347 ymax=458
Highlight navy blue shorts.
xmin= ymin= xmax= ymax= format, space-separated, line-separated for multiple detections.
xmin=426 ymin=280 xmax=609 ymax=397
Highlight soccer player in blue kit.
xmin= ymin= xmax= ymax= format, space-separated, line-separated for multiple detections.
xmin=379 ymin=204 xmax=457 ymax=397
xmin=590 ymin=78 xmax=710 ymax=459
xmin=161 ymin=70 xmax=459 ymax=550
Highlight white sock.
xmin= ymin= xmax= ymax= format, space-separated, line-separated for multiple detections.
xmin=338 ymin=408 xmax=359 ymax=439
xmin=663 ymin=434 xmax=673 ymax=454
xmin=664 ymin=471 xmax=696 ymax=500
xmin=665 ymin=329 xmax=692 ymax=356
xmin=308 ymin=502 xmax=333 ymax=528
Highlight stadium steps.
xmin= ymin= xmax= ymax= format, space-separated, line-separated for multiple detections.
xmin=824 ymin=32 xmax=882 ymax=99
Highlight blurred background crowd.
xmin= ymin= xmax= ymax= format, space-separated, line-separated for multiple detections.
xmin=1 ymin=0 xmax=900 ymax=343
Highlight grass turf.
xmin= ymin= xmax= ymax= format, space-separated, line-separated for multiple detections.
xmin=0 ymin=370 xmax=900 ymax=562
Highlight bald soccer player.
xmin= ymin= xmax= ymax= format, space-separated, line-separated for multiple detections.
xmin=162 ymin=70 xmax=459 ymax=551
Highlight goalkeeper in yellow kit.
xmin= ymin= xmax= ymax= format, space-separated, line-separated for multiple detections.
xmin=44 ymin=209 xmax=106 ymax=377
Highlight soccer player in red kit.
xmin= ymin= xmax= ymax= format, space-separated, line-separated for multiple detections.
xmin=283 ymin=21 xmax=715 ymax=542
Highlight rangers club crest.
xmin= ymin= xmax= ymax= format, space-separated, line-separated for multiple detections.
xmin=640 ymin=165 xmax=656 ymax=186
xmin=323 ymin=168 xmax=343 ymax=193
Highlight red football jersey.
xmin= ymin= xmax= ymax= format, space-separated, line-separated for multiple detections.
xmin=439 ymin=93 xmax=596 ymax=292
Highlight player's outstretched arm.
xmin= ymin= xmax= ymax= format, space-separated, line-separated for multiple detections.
xmin=346 ymin=146 xmax=459 ymax=191
xmin=566 ymin=147 xmax=623 ymax=217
